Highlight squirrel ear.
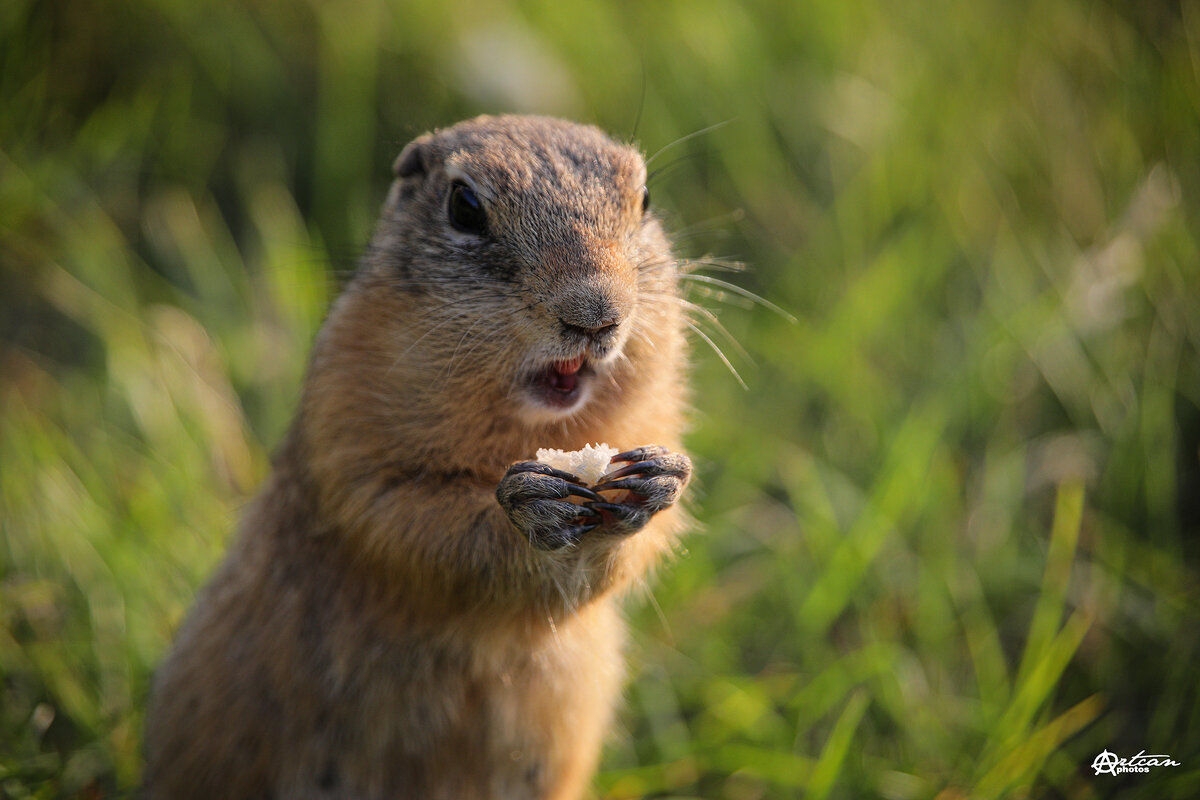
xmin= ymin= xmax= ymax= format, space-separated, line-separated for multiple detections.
xmin=393 ymin=135 xmax=432 ymax=179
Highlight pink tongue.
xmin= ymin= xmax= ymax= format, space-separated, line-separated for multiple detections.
xmin=551 ymin=357 xmax=584 ymax=392
xmin=551 ymin=371 xmax=578 ymax=392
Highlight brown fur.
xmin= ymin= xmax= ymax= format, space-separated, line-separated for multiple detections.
xmin=143 ymin=115 xmax=690 ymax=800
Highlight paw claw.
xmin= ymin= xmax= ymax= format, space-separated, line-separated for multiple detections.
xmin=591 ymin=478 xmax=643 ymax=494
xmin=500 ymin=448 xmax=690 ymax=546
xmin=566 ymin=484 xmax=605 ymax=503
xmin=506 ymin=462 xmax=583 ymax=483
xmin=584 ymin=500 xmax=649 ymax=533
xmin=586 ymin=501 xmax=626 ymax=514
xmin=609 ymin=445 xmax=668 ymax=465
xmin=596 ymin=461 xmax=653 ymax=484
xmin=539 ymin=522 xmax=596 ymax=549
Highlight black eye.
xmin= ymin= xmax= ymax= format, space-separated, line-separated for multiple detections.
xmin=448 ymin=182 xmax=488 ymax=235
xmin=641 ymin=186 xmax=651 ymax=214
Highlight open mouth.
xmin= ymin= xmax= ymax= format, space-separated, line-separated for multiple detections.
xmin=529 ymin=354 xmax=593 ymax=410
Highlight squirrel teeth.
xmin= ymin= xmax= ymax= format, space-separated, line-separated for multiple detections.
xmin=553 ymin=356 xmax=585 ymax=376
xmin=530 ymin=356 xmax=591 ymax=409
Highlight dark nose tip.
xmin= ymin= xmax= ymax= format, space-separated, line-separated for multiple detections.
xmin=561 ymin=319 xmax=619 ymax=341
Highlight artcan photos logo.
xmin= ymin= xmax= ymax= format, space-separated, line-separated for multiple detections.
xmin=1091 ymin=749 xmax=1180 ymax=776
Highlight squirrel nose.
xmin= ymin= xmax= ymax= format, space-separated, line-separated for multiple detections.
xmin=560 ymin=319 xmax=619 ymax=341
xmin=553 ymin=279 xmax=631 ymax=344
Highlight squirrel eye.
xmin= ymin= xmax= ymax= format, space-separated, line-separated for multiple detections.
xmin=448 ymin=182 xmax=488 ymax=235
xmin=641 ymin=186 xmax=651 ymax=214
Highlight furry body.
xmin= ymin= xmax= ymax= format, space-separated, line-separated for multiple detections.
xmin=144 ymin=116 xmax=690 ymax=799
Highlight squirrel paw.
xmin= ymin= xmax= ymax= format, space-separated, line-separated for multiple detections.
xmin=497 ymin=461 xmax=605 ymax=550
xmin=586 ymin=445 xmax=692 ymax=535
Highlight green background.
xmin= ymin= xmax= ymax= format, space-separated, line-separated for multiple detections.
xmin=2 ymin=0 xmax=1198 ymax=797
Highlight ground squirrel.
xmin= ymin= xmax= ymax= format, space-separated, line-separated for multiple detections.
xmin=143 ymin=115 xmax=693 ymax=799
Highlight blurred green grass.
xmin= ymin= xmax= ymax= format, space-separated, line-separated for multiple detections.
xmin=2 ymin=0 xmax=1199 ymax=797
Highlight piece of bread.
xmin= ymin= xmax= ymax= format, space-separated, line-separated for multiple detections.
xmin=536 ymin=443 xmax=619 ymax=485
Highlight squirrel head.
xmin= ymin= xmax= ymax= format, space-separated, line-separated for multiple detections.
xmin=305 ymin=115 xmax=685 ymax=473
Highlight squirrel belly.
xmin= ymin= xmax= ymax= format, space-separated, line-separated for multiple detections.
xmin=144 ymin=115 xmax=693 ymax=800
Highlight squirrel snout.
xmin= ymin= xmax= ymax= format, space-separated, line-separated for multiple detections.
xmin=554 ymin=289 xmax=629 ymax=348
xmin=547 ymin=267 xmax=636 ymax=353
xmin=560 ymin=318 xmax=619 ymax=343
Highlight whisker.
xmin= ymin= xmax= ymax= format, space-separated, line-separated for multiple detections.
xmin=386 ymin=293 xmax=529 ymax=379
xmin=647 ymin=150 xmax=712 ymax=186
xmin=447 ymin=328 xmax=507 ymax=378
xmin=681 ymin=274 xmax=796 ymax=322
xmin=643 ymin=584 xmax=674 ymax=645
xmin=679 ymin=298 xmax=751 ymax=363
xmin=635 ymin=255 xmax=677 ymax=274
xmin=668 ymin=228 xmax=735 ymax=247
xmin=627 ymin=317 xmax=658 ymax=352
xmin=680 ymin=256 xmax=747 ymax=274
xmin=441 ymin=314 xmax=492 ymax=380
xmin=639 ymin=290 xmax=752 ymax=364
xmin=684 ymin=319 xmax=747 ymax=389
xmin=645 ymin=119 xmax=735 ymax=167
xmin=628 ymin=65 xmax=648 ymax=143
xmin=395 ymin=302 xmax=478 ymax=358
xmin=686 ymin=285 xmax=754 ymax=310
xmin=669 ymin=210 xmax=747 ymax=239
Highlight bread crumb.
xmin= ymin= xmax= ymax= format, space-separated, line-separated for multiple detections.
xmin=536 ymin=443 xmax=619 ymax=485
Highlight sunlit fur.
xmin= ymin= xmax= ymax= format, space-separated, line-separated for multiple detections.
xmin=144 ymin=116 xmax=690 ymax=800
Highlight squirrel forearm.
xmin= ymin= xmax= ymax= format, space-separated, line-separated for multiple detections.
xmin=313 ymin=467 xmax=634 ymax=617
